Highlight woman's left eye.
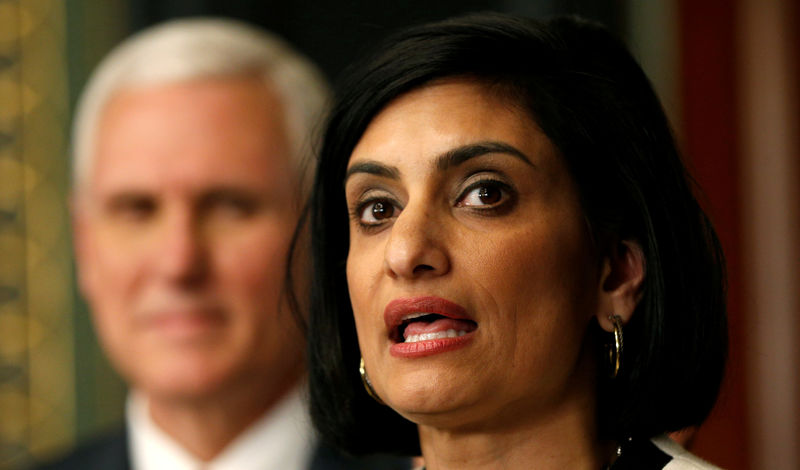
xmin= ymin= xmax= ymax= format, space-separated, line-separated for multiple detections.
xmin=457 ymin=181 xmax=509 ymax=208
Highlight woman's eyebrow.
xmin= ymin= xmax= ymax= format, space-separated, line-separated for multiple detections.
xmin=436 ymin=141 xmax=534 ymax=170
xmin=344 ymin=141 xmax=533 ymax=186
xmin=344 ymin=161 xmax=400 ymax=185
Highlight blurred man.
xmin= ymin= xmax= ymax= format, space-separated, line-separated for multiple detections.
xmin=42 ymin=18 xmax=407 ymax=470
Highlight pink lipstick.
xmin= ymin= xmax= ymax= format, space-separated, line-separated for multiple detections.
xmin=384 ymin=296 xmax=477 ymax=358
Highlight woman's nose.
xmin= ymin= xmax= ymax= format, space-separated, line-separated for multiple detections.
xmin=383 ymin=202 xmax=450 ymax=279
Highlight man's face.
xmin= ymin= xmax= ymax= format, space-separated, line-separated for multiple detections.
xmin=74 ymin=76 xmax=304 ymax=401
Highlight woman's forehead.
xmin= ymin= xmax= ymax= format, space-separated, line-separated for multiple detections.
xmin=348 ymin=81 xmax=544 ymax=165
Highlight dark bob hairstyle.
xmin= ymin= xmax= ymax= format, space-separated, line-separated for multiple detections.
xmin=302 ymin=12 xmax=727 ymax=456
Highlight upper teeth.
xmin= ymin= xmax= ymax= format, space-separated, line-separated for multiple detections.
xmin=401 ymin=312 xmax=433 ymax=322
xmin=405 ymin=329 xmax=467 ymax=343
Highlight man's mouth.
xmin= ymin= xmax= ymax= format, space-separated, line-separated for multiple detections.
xmin=139 ymin=304 xmax=225 ymax=341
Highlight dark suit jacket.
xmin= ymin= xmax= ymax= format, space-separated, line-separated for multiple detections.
xmin=34 ymin=428 xmax=410 ymax=470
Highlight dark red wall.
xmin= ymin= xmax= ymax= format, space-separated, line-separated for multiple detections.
xmin=677 ymin=1 xmax=749 ymax=469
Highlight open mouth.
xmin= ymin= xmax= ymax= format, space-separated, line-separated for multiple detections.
xmin=392 ymin=312 xmax=478 ymax=344
xmin=384 ymin=297 xmax=478 ymax=358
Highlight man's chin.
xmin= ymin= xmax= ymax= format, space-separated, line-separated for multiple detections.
xmin=131 ymin=358 xmax=239 ymax=402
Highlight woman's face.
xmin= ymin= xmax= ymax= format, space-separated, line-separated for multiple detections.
xmin=344 ymin=80 xmax=603 ymax=429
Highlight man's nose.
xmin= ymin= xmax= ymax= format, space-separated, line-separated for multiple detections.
xmin=156 ymin=208 xmax=207 ymax=284
xmin=383 ymin=202 xmax=450 ymax=280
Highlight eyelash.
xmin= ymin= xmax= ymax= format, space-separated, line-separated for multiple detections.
xmin=351 ymin=196 xmax=401 ymax=232
xmin=349 ymin=177 xmax=515 ymax=232
xmin=455 ymin=178 xmax=514 ymax=212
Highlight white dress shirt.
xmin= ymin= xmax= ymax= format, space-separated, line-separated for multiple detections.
xmin=654 ymin=435 xmax=722 ymax=470
xmin=128 ymin=387 xmax=317 ymax=470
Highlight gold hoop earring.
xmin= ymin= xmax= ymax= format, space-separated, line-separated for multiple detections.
xmin=359 ymin=357 xmax=385 ymax=405
xmin=607 ymin=315 xmax=624 ymax=378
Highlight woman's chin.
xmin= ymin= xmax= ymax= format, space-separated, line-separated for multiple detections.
xmin=393 ymin=401 xmax=485 ymax=431
xmin=380 ymin=377 xmax=480 ymax=426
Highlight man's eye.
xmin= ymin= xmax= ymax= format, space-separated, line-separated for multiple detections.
xmin=358 ymin=199 xmax=397 ymax=225
xmin=108 ymin=197 xmax=157 ymax=221
xmin=457 ymin=181 xmax=507 ymax=207
xmin=211 ymin=197 xmax=257 ymax=218
xmin=201 ymin=190 xmax=261 ymax=220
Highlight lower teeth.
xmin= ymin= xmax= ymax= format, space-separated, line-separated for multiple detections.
xmin=404 ymin=329 xmax=467 ymax=343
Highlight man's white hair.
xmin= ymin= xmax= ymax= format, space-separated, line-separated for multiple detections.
xmin=72 ymin=17 xmax=330 ymax=192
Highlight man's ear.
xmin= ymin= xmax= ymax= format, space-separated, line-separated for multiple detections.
xmin=596 ymin=239 xmax=645 ymax=332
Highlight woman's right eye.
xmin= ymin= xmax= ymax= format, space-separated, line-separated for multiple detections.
xmin=356 ymin=198 xmax=398 ymax=226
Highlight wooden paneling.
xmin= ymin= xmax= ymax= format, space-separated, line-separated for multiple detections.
xmin=676 ymin=1 xmax=749 ymax=469
xmin=0 ymin=1 xmax=75 ymax=468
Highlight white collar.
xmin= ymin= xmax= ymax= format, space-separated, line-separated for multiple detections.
xmin=127 ymin=387 xmax=317 ymax=470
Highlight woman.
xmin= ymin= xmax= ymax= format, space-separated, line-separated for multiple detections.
xmin=303 ymin=12 xmax=727 ymax=470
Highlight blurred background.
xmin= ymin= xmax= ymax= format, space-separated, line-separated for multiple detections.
xmin=0 ymin=0 xmax=797 ymax=469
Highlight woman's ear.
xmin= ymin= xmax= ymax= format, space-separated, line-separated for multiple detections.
xmin=596 ymin=239 xmax=645 ymax=332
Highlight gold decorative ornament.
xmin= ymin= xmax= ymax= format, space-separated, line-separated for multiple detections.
xmin=359 ymin=357 xmax=385 ymax=405
xmin=607 ymin=314 xmax=624 ymax=378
